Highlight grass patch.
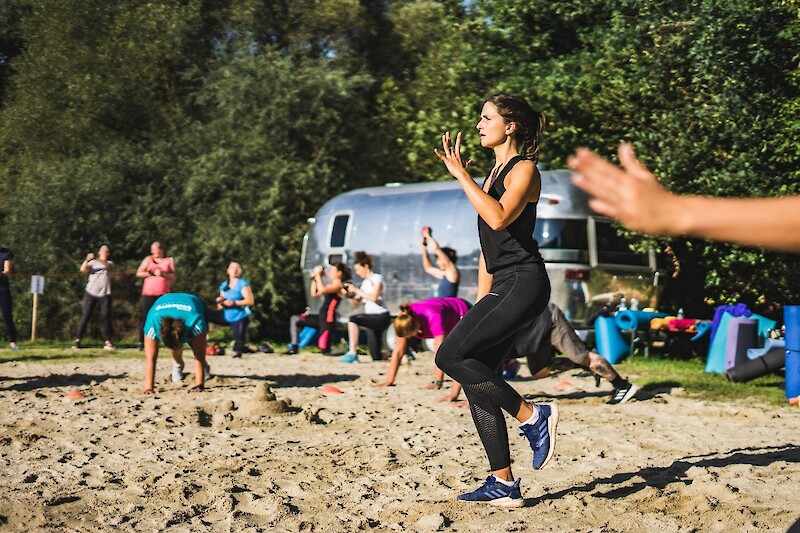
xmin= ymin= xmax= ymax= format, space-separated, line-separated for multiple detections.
xmin=614 ymin=356 xmax=788 ymax=407
xmin=0 ymin=340 xmax=143 ymax=364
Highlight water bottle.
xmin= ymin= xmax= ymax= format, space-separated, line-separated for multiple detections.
xmin=618 ymin=297 xmax=627 ymax=311
xmin=630 ymin=297 xmax=639 ymax=311
xmin=677 ymin=308 xmax=685 ymax=319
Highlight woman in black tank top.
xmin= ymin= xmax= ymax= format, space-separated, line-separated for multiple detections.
xmin=433 ymin=93 xmax=556 ymax=507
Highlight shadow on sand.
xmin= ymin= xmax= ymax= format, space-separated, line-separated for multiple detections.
xmin=523 ymin=444 xmax=800 ymax=507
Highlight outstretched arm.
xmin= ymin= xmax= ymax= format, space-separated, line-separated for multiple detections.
xmin=375 ymin=336 xmax=408 ymax=387
xmin=568 ymin=143 xmax=800 ymax=252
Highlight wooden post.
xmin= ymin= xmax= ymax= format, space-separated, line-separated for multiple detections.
xmin=31 ymin=292 xmax=38 ymax=341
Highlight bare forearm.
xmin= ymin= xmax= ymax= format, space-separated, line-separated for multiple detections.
xmin=678 ymin=195 xmax=800 ymax=251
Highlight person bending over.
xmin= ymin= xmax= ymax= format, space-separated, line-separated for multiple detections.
xmin=513 ymin=303 xmax=638 ymax=404
xmin=206 ymin=262 xmax=255 ymax=358
xmin=143 ymin=293 xmax=211 ymax=394
xmin=421 ymin=227 xmax=461 ymax=298
xmin=286 ymin=262 xmax=350 ymax=354
xmin=375 ymin=297 xmax=471 ymax=402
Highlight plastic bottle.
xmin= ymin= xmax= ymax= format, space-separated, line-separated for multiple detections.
xmin=677 ymin=308 xmax=685 ymax=319
xmin=630 ymin=297 xmax=639 ymax=311
xmin=618 ymin=297 xmax=627 ymax=311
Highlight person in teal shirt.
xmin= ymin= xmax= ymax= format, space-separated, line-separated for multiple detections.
xmin=206 ymin=262 xmax=255 ymax=357
xmin=143 ymin=293 xmax=211 ymax=394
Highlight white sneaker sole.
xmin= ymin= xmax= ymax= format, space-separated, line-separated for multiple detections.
xmin=538 ymin=403 xmax=559 ymax=470
xmin=458 ymin=496 xmax=524 ymax=508
xmin=614 ymin=384 xmax=639 ymax=404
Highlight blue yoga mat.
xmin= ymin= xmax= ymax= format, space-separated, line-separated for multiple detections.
xmin=785 ymin=305 xmax=800 ymax=352
xmin=786 ymin=350 xmax=800 ymax=400
xmin=706 ymin=312 xmax=733 ymax=373
xmin=691 ymin=321 xmax=712 ymax=341
xmin=595 ymin=316 xmax=630 ymax=364
xmin=298 ymin=326 xmax=318 ymax=348
xmin=614 ymin=310 xmax=668 ymax=331
xmin=747 ymin=338 xmax=785 ymax=360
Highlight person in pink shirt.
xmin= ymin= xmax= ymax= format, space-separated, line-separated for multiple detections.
xmin=375 ymin=297 xmax=471 ymax=402
xmin=136 ymin=241 xmax=177 ymax=350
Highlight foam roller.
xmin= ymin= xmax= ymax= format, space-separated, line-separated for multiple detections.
xmin=725 ymin=350 xmax=785 ymax=383
xmin=785 ymin=305 xmax=800 ymax=352
xmin=615 ymin=310 xmax=667 ymax=331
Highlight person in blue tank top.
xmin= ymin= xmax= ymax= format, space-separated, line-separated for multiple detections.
xmin=433 ymin=93 xmax=555 ymax=507
xmin=206 ymin=262 xmax=255 ymax=357
xmin=142 ymin=293 xmax=211 ymax=394
xmin=420 ymin=227 xmax=460 ymax=298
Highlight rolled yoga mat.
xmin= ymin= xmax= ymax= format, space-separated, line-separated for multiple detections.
xmin=594 ymin=316 xmax=630 ymax=364
xmin=298 ymin=326 xmax=318 ymax=348
xmin=724 ymin=318 xmax=758 ymax=371
xmin=691 ymin=320 xmax=712 ymax=341
xmin=747 ymin=338 xmax=785 ymax=360
xmin=725 ymin=349 xmax=785 ymax=383
xmin=785 ymin=305 xmax=800 ymax=352
xmin=615 ymin=310 xmax=668 ymax=331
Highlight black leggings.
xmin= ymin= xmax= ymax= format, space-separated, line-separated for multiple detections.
xmin=76 ymin=292 xmax=112 ymax=341
xmin=350 ymin=312 xmax=391 ymax=360
xmin=0 ymin=287 xmax=17 ymax=343
xmin=139 ymin=295 xmax=160 ymax=345
xmin=206 ymin=309 xmax=249 ymax=354
xmin=436 ymin=263 xmax=550 ymax=471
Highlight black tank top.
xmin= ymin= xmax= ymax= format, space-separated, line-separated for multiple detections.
xmin=478 ymin=156 xmax=543 ymax=274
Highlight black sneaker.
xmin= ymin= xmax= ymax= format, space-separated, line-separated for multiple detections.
xmin=608 ymin=383 xmax=638 ymax=404
xmin=284 ymin=344 xmax=298 ymax=355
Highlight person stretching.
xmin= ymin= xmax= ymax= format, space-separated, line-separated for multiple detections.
xmin=143 ymin=293 xmax=211 ymax=394
xmin=286 ymin=263 xmax=350 ymax=354
xmin=513 ymin=302 xmax=638 ymax=404
xmin=375 ymin=297 xmax=471 ymax=402
xmin=421 ymin=227 xmax=461 ymax=298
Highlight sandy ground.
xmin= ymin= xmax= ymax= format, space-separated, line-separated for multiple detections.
xmin=0 ymin=349 xmax=798 ymax=532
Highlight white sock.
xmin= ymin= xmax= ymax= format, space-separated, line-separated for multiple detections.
xmin=493 ymin=475 xmax=515 ymax=487
xmin=520 ymin=404 xmax=540 ymax=426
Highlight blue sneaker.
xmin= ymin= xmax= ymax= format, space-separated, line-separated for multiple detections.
xmin=340 ymin=352 xmax=359 ymax=363
xmin=519 ymin=403 xmax=559 ymax=470
xmin=457 ymin=476 xmax=523 ymax=508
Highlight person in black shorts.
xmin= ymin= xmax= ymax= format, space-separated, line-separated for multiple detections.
xmin=512 ymin=302 xmax=638 ymax=404
xmin=433 ymin=92 xmax=554 ymax=507
xmin=0 ymin=247 xmax=19 ymax=351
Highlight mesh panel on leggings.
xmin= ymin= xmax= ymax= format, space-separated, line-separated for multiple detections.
xmin=467 ymin=391 xmax=511 ymax=471
xmin=463 ymin=378 xmax=522 ymax=417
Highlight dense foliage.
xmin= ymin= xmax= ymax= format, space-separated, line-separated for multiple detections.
xmin=0 ymin=0 xmax=798 ymax=341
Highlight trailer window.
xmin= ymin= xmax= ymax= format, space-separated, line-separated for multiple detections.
xmin=330 ymin=214 xmax=349 ymax=248
xmin=535 ymin=219 xmax=588 ymax=249
xmin=595 ymin=221 xmax=650 ymax=266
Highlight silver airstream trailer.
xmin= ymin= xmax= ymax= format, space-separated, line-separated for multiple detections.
xmin=301 ymin=170 xmax=663 ymax=335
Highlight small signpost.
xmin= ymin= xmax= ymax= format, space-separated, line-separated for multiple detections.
xmin=30 ymin=275 xmax=45 ymax=341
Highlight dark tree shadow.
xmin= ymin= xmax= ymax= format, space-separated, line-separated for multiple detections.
xmin=523 ymin=444 xmax=800 ymax=506
xmin=0 ymin=373 xmax=128 ymax=391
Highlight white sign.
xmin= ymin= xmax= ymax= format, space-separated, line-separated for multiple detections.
xmin=30 ymin=275 xmax=45 ymax=295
